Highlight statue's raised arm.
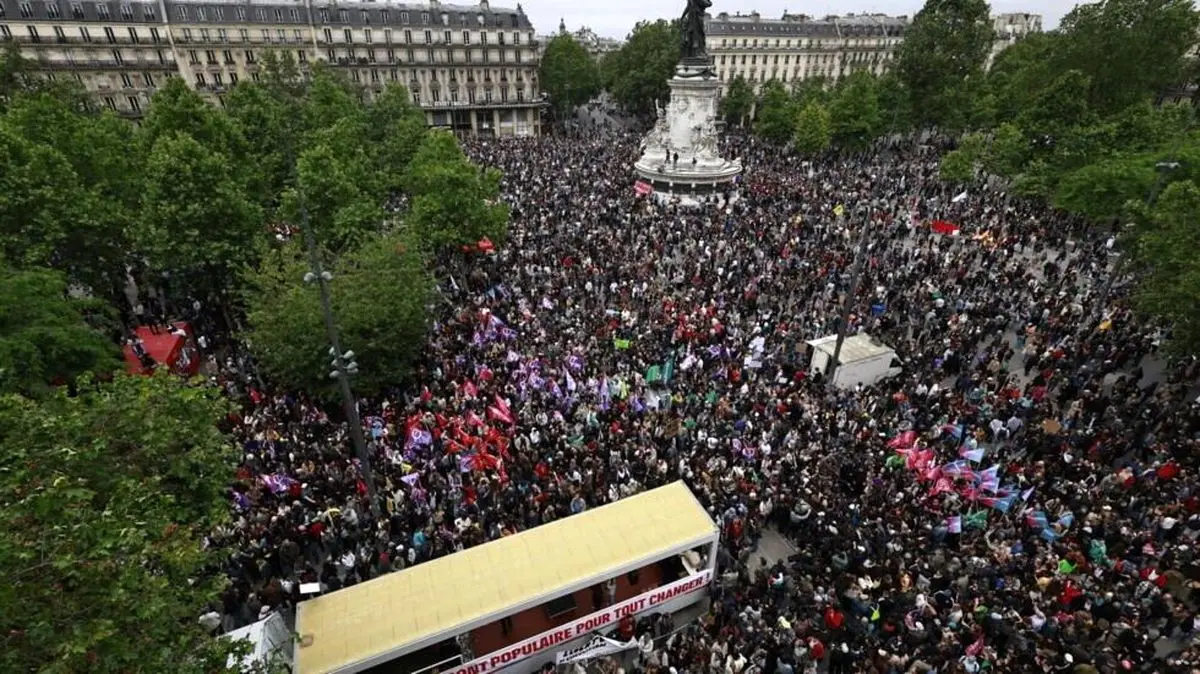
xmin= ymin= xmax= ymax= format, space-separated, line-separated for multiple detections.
xmin=680 ymin=0 xmax=713 ymax=60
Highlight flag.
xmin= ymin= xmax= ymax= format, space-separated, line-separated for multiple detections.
xmin=906 ymin=448 xmax=935 ymax=471
xmin=979 ymin=494 xmax=1017 ymax=513
xmin=646 ymin=364 xmax=662 ymax=384
xmin=1056 ymin=512 xmax=1075 ymax=529
xmin=887 ymin=431 xmax=918 ymax=450
xmin=260 ymin=474 xmax=296 ymax=495
xmin=1020 ymin=486 xmax=1035 ymax=501
xmin=930 ymin=220 xmax=961 ymax=236
xmin=405 ymin=426 xmax=432 ymax=448
xmin=959 ymin=446 xmax=985 ymax=463
xmin=1026 ymin=510 xmax=1049 ymax=530
xmin=930 ymin=477 xmax=955 ymax=497
xmin=634 ymin=180 xmax=653 ymax=196
xmin=599 ymin=378 xmax=611 ymax=410
xmin=461 ymin=380 xmax=478 ymax=398
xmin=466 ymin=411 xmax=486 ymax=427
xmin=940 ymin=460 xmax=972 ymax=478
xmin=952 ymin=190 xmax=968 ymax=203
xmin=885 ymin=454 xmax=905 ymax=470
xmin=833 ymin=203 xmax=845 ymax=218
xmin=946 ymin=515 xmax=963 ymax=534
xmin=565 ymin=370 xmax=577 ymax=393
xmin=974 ymin=465 xmax=1001 ymax=490
xmin=487 ymin=404 xmax=514 ymax=425
xmin=1041 ymin=528 xmax=1061 ymax=542
xmin=663 ymin=356 xmax=675 ymax=383
xmin=613 ymin=338 xmax=632 ymax=350
xmin=965 ymin=510 xmax=989 ymax=529
xmin=1057 ymin=558 xmax=1076 ymax=575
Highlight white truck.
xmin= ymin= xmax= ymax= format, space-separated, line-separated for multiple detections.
xmin=805 ymin=333 xmax=903 ymax=389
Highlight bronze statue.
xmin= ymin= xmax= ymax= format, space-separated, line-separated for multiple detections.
xmin=680 ymin=0 xmax=712 ymax=60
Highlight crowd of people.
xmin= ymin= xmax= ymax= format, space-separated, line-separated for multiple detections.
xmin=207 ymin=127 xmax=1200 ymax=674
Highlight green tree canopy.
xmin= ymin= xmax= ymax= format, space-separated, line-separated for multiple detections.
xmin=719 ymin=75 xmax=754 ymax=127
xmin=829 ymin=71 xmax=883 ymax=149
xmin=539 ymin=34 xmax=601 ymax=117
xmin=0 ymin=267 xmax=121 ymax=396
xmin=403 ymin=131 xmax=509 ymax=250
xmin=601 ymin=20 xmax=680 ymax=115
xmin=1130 ymin=181 xmax=1200 ymax=353
xmin=245 ymin=233 xmax=431 ymax=397
xmin=793 ymin=101 xmax=833 ymax=155
xmin=754 ymin=80 xmax=797 ymax=145
xmin=895 ymin=0 xmax=994 ymax=130
xmin=0 ymin=373 xmax=245 ymax=672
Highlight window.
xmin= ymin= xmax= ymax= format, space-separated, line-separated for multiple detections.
xmin=350 ymin=70 xmax=360 ymax=83
xmin=261 ymin=29 xmax=270 ymax=42
xmin=361 ymin=9 xmax=369 ymax=23
xmin=128 ymin=27 xmax=139 ymax=43
xmin=412 ymin=90 xmax=420 ymax=105
xmin=516 ymin=87 xmax=523 ymax=102
xmin=70 ymin=2 xmax=84 ymax=19
xmin=343 ymin=28 xmax=352 ymax=43
xmin=370 ymin=68 xmax=379 ymax=83
xmin=236 ymin=6 xmax=246 ymax=21
xmin=421 ymin=12 xmax=429 ymax=24
xmin=112 ymin=49 xmax=124 ymax=64
xmin=423 ymin=30 xmax=431 ymax=44
xmin=80 ymin=27 xmax=91 ymax=41
xmin=544 ymin=595 xmax=577 ymax=619
xmin=213 ymin=6 xmax=223 ymax=20
xmin=213 ymin=72 xmax=223 ymax=86
xmin=323 ymin=28 xmax=332 ymax=43
xmin=182 ymin=28 xmax=192 ymax=42
xmin=389 ymin=68 xmax=398 ymax=80
xmin=222 ymin=49 xmax=233 ymax=64
xmin=244 ymin=49 xmax=255 ymax=63
xmin=274 ymin=8 xmax=282 ymax=21
xmin=218 ymin=29 xmax=228 ymax=42
xmin=120 ymin=3 xmax=134 ymax=20
xmin=514 ymin=32 xmax=520 ymax=45
xmin=443 ymin=30 xmax=450 ymax=44
xmin=404 ymin=29 xmax=412 ymax=43
xmin=297 ymin=50 xmax=307 ymax=63
xmin=205 ymin=49 xmax=217 ymax=64
xmin=384 ymin=28 xmax=392 ymax=43
xmin=0 ymin=26 xmax=10 ymax=39
xmin=104 ymin=96 xmax=117 ymax=110
xmin=195 ymin=73 xmax=206 ymax=86
xmin=238 ymin=29 xmax=249 ymax=42
xmin=338 ymin=8 xmax=347 ymax=22
xmin=319 ymin=8 xmax=328 ymax=22
xmin=19 ymin=2 xmax=32 ymax=18
xmin=150 ymin=27 xmax=160 ymax=43
xmin=430 ymin=87 xmax=439 ymax=102
xmin=251 ymin=72 xmax=260 ymax=83
xmin=230 ymin=72 xmax=238 ymax=84
xmin=400 ymin=11 xmax=409 ymax=23
xmin=195 ymin=7 xmax=204 ymax=21
xmin=276 ymin=29 xmax=285 ymax=42
xmin=326 ymin=48 xmax=334 ymax=61
xmin=104 ymin=27 xmax=116 ymax=43
xmin=293 ymin=30 xmax=302 ymax=42
xmin=120 ymin=73 xmax=133 ymax=88
xmin=290 ymin=8 xmax=299 ymax=22
xmin=463 ymin=30 xmax=470 ymax=44
xmin=157 ymin=48 xmax=166 ymax=64
xmin=480 ymin=31 xmax=487 ymax=45
xmin=256 ymin=8 xmax=265 ymax=21
xmin=367 ymin=48 xmax=375 ymax=62
xmin=199 ymin=29 xmax=210 ymax=42
xmin=381 ymin=10 xmax=389 ymax=23
xmin=47 ymin=3 xmax=61 ymax=18
xmin=498 ymin=32 xmax=504 ymax=45
xmin=143 ymin=72 xmax=154 ymax=87
xmin=187 ymin=49 xmax=199 ymax=64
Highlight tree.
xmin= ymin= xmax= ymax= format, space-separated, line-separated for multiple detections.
xmin=1130 ymin=181 xmax=1200 ymax=353
xmin=983 ymin=122 xmax=1028 ymax=177
xmin=403 ymin=131 xmax=509 ymax=250
xmin=793 ymin=101 xmax=833 ymax=155
xmin=940 ymin=148 xmax=976 ymax=183
xmin=720 ymin=75 xmax=754 ymax=127
xmin=1055 ymin=0 xmax=1200 ymax=116
xmin=244 ymin=233 xmax=431 ymax=397
xmin=875 ymin=73 xmax=912 ymax=134
xmin=365 ymin=83 xmax=428 ymax=196
xmin=754 ymin=80 xmax=797 ymax=145
xmin=0 ymin=267 xmax=121 ymax=396
xmin=539 ymin=34 xmax=601 ymax=118
xmin=601 ymin=20 xmax=680 ymax=115
xmin=139 ymin=132 xmax=264 ymax=305
xmin=829 ymin=71 xmax=882 ymax=149
xmin=895 ymin=0 xmax=994 ymax=129
xmin=1053 ymin=155 xmax=1157 ymax=222
xmin=0 ymin=373 xmax=246 ymax=673
xmin=283 ymin=136 xmax=385 ymax=256
xmin=791 ymin=77 xmax=831 ymax=108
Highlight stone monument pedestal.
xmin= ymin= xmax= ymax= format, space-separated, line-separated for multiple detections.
xmin=634 ymin=57 xmax=743 ymax=204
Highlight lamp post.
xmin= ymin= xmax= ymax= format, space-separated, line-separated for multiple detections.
xmin=299 ymin=204 xmax=381 ymax=519
xmin=828 ymin=206 xmax=871 ymax=388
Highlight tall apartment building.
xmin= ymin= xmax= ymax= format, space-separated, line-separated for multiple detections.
xmin=988 ymin=12 xmax=1042 ymax=67
xmin=0 ymin=0 xmax=543 ymax=136
xmin=706 ymin=11 xmax=909 ymax=94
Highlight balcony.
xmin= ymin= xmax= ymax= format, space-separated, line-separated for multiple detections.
xmin=35 ymin=56 xmax=167 ymax=70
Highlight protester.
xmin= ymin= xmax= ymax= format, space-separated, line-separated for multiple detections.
xmin=210 ymin=129 xmax=1200 ymax=674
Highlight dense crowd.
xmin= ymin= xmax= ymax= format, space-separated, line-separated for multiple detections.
xmin=207 ymin=127 xmax=1200 ymax=674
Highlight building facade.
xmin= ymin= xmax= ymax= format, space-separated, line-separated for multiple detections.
xmin=988 ymin=12 xmax=1042 ymax=67
xmin=0 ymin=0 xmax=543 ymax=136
xmin=706 ymin=11 xmax=909 ymax=94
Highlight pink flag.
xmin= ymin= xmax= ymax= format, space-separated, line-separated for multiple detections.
xmin=930 ymin=477 xmax=955 ymax=497
xmin=887 ymin=431 xmax=917 ymax=450
xmin=462 ymin=380 xmax=478 ymax=398
xmin=946 ymin=516 xmax=963 ymax=534
xmin=466 ymin=410 xmax=486 ymax=428
xmin=487 ymin=405 xmax=514 ymax=425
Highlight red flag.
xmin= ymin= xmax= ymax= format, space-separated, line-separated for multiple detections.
xmin=462 ymin=380 xmax=478 ymax=398
xmin=477 ymin=237 xmax=495 ymax=253
xmin=466 ymin=411 xmax=486 ymax=428
xmin=930 ymin=220 xmax=961 ymax=236
xmin=634 ymin=180 xmax=653 ymax=196
xmin=487 ymin=405 xmax=514 ymax=425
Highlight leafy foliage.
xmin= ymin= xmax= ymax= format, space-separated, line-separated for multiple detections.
xmin=0 ymin=374 xmax=244 ymax=673
xmin=829 ymin=71 xmax=883 ymax=149
xmin=793 ymin=102 xmax=833 ymax=155
xmin=539 ymin=34 xmax=601 ymax=117
xmin=894 ymin=0 xmax=994 ymax=131
xmin=403 ymin=131 xmax=510 ymax=250
xmin=753 ymin=80 xmax=797 ymax=145
xmin=0 ymin=267 xmax=121 ymax=396
xmin=245 ymin=233 xmax=431 ymax=397
xmin=720 ymin=75 xmax=754 ymax=127
xmin=1129 ymin=181 xmax=1200 ymax=353
xmin=600 ymin=20 xmax=680 ymax=115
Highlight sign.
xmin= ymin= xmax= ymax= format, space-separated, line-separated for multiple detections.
xmin=445 ymin=569 xmax=712 ymax=674
xmin=634 ymin=180 xmax=653 ymax=196
xmin=555 ymin=635 xmax=637 ymax=665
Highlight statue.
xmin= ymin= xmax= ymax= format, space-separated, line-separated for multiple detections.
xmin=680 ymin=0 xmax=712 ymax=60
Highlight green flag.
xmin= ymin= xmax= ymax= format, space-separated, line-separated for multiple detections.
xmin=965 ymin=510 xmax=988 ymax=529
xmin=885 ymin=454 xmax=905 ymax=470
xmin=705 ymin=390 xmax=718 ymax=405
xmin=663 ymin=357 xmax=675 ymax=383
xmin=646 ymin=364 xmax=662 ymax=383
xmin=1058 ymin=558 xmax=1076 ymax=575
xmin=613 ymin=338 xmax=631 ymax=350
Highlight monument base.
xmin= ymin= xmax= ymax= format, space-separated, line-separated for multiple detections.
xmin=634 ymin=59 xmax=742 ymax=202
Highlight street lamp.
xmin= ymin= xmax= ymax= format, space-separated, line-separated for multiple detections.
xmin=300 ymin=208 xmax=381 ymax=519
